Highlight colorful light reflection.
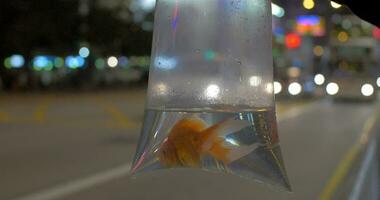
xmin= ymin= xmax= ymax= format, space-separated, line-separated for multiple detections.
xmin=296 ymin=15 xmax=325 ymax=36
xmin=285 ymin=33 xmax=302 ymax=49
xmin=33 ymin=56 xmax=54 ymax=70
xmin=65 ymin=56 xmax=85 ymax=69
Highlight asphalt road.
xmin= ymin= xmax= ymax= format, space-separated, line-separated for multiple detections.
xmin=0 ymin=90 xmax=378 ymax=200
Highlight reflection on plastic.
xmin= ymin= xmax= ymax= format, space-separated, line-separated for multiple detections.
xmin=205 ymin=84 xmax=220 ymax=99
xmin=154 ymin=83 xmax=169 ymax=96
xmin=154 ymin=56 xmax=177 ymax=70
xmin=249 ymin=76 xmax=262 ymax=87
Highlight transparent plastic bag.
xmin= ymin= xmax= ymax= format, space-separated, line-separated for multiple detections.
xmin=131 ymin=0 xmax=290 ymax=191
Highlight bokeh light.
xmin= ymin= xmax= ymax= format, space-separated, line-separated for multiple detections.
xmin=203 ymin=50 xmax=217 ymax=61
xmin=118 ymin=56 xmax=129 ymax=68
xmin=10 ymin=55 xmax=25 ymax=68
xmin=361 ymin=84 xmax=374 ymax=96
xmin=342 ymin=19 xmax=352 ymax=30
xmin=79 ymin=47 xmax=90 ymax=58
xmin=140 ymin=0 xmax=156 ymax=12
xmin=326 ymin=82 xmax=339 ymax=95
xmin=95 ymin=58 xmax=106 ymax=70
xmin=288 ymin=67 xmax=301 ymax=78
xmin=285 ymin=33 xmax=302 ymax=49
xmin=271 ymin=3 xmax=285 ymax=18
xmin=4 ymin=57 xmax=12 ymax=69
xmin=288 ymin=82 xmax=302 ymax=95
xmin=65 ymin=56 xmax=85 ymax=69
xmin=54 ymin=57 xmax=64 ymax=68
xmin=313 ymin=46 xmax=324 ymax=57
xmin=376 ymin=77 xmax=380 ymax=87
xmin=303 ymin=0 xmax=315 ymax=10
xmin=373 ymin=27 xmax=380 ymax=40
xmin=337 ymin=31 xmax=349 ymax=42
xmin=33 ymin=56 xmax=53 ymax=70
xmin=314 ymin=74 xmax=325 ymax=85
xmin=107 ymin=56 xmax=118 ymax=68
xmin=274 ymin=81 xmax=282 ymax=94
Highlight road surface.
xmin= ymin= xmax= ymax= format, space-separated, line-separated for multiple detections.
xmin=0 ymin=89 xmax=378 ymax=200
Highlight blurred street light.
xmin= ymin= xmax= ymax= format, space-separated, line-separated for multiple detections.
xmin=303 ymin=0 xmax=315 ymax=10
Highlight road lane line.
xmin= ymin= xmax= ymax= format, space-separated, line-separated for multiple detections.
xmin=12 ymin=100 xmax=317 ymax=200
xmin=318 ymin=143 xmax=361 ymax=200
xmin=318 ymin=107 xmax=380 ymax=200
xmin=12 ymin=163 xmax=131 ymax=200
xmin=348 ymin=140 xmax=377 ymax=200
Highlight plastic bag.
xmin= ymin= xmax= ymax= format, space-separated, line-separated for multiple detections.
xmin=131 ymin=0 xmax=290 ymax=191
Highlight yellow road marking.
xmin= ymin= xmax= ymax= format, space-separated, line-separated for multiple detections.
xmin=0 ymin=111 xmax=11 ymax=123
xmin=104 ymin=104 xmax=137 ymax=129
xmin=318 ymin=108 xmax=380 ymax=200
xmin=33 ymin=100 xmax=50 ymax=123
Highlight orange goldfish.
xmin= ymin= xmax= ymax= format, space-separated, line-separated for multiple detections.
xmin=158 ymin=117 xmax=259 ymax=167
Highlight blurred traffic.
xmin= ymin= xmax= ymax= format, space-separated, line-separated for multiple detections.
xmin=1 ymin=1 xmax=379 ymax=101
xmin=1 ymin=0 xmax=380 ymax=199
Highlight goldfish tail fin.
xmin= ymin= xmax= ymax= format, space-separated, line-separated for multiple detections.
xmin=201 ymin=118 xmax=258 ymax=163
xmin=213 ymin=118 xmax=251 ymax=138
xmin=208 ymin=139 xmax=259 ymax=164
xmin=224 ymin=142 xmax=259 ymax=163
xmin=201 ymin=118 xmax=250 ymax=152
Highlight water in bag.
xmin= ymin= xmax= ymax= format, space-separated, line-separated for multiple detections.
xmin=131 ymin=107 xmax=290 ymax=190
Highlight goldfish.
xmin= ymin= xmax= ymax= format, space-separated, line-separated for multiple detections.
xmin=158 ymin=117 xmax=259 ymax=167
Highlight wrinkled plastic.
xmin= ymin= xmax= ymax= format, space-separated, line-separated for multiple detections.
xmin=131 ymin=0 xmax=290 ymax=191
